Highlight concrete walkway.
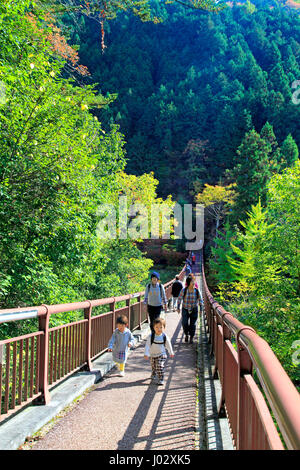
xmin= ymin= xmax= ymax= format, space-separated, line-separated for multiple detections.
xmin=29 ymin=310 xmax=198 ymax=450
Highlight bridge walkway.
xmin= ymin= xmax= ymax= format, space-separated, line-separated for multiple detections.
xmin=0 ymin=252 xmax=233 ymax=450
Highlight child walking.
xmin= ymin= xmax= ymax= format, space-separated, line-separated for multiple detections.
xmin=144 ymin=318 xmax=174 ymax=385
xmin=108 ymin=314 xmax=135 ymax=377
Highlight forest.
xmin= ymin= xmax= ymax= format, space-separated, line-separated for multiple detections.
xmin=0 ymin=0 xmax=299 ymax=385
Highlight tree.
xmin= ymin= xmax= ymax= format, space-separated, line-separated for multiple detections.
xmin=195 ymin=183 xmax=236 ymax=244
xmin=35 ymin=0 xmax=227 ymax=49
xmin=266 ymin=161 xmax=300 ymax=297
xmin=210 ymin=220 xmax=237 ymax=284
xmin=230 ymin=129 xmax=273 ymax=222
xmin=280 ymin=134 xmax=299 ymax=169
xmin=228 ymin=200 xmax=274 ymax=290
xmin=0 ymin=0 xmax=159 ymax=314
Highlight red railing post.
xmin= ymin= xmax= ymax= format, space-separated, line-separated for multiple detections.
xmin=138 ymin=295 xmax=142 ymax=330
xmin=237 ymin=327 xmax=255 ymax=450
xmin=84 ymin=301 xmax=92 ymax=372
xmin=126 ymin=297 xmax=131 ymax=329
xmin=110 ymin=298 xmax=116 ymax=334
xmin=38 ymin=305 xmax=50 ymax=405
xmin=218 ymin=312 xmax=232 ymax=418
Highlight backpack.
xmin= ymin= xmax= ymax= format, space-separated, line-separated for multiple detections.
xmin=151 ymin=331 xmax=166 ymax=345
xmin=147 ymin=283 xmax=163 ymax=296
xmin=172 ymin=280 xmax=183 ymax=296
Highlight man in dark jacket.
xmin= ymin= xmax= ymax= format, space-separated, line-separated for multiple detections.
xmin=171 ymin=275 xmax=183 ymax=311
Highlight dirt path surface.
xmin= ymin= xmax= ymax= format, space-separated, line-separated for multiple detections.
xmin=31 ymin=309 xmax=198 ymax=450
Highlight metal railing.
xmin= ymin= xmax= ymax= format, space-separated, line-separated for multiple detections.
xmin=201 ymin=255 xmax=300 ymax=450
xmin=0 ymin=267 xmax=185 ymax=421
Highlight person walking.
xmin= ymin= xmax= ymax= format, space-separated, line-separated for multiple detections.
xmin=144 ymin=317 xmax=174 ymax=386
xmin=185 ymin=262 xmax=192 ymax=277
xmin=108 ymin=314 xmax=135 ymax=377
xmin=185 ymin=273 xmax=199 ymax=289
xmin=177 ymin=275 xmax=204 ymax=344
xmin=144 ymin=271 xmax=167 ymax=331
xmin=171 ymin=275 xmax=183 ymax=311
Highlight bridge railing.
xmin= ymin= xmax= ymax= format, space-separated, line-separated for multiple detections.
xmin=201 ymin=255 xmax=300 ymax=450
xmin=0 ymin=267 xmax=185 ymax=422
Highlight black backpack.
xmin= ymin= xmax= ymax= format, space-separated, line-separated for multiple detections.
xmin=151 ymin=331 xmax=166 ymax=345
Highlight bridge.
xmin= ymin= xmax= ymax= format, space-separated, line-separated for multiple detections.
xmin=0 ymin=250 xmax=299 ymax=450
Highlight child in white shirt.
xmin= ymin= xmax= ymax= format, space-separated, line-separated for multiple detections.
xmin=144 ymin=317 xmax=174 ymax=385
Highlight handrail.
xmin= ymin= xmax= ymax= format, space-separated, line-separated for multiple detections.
xmin=238 ymin=329 xmax=300 ymax=450
xmin=0 ymin=266 xmax=185 ymax=421
xmin=0 ymin=280 xmax=177 ymax=324
xmin=201 ymin=253 xmax=300 ymax=450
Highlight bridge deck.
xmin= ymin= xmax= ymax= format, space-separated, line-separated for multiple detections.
xmin=30 ymin=309 xmax=198 ymax=450
xmin=0 ymin=253 xmax=233 ymax=450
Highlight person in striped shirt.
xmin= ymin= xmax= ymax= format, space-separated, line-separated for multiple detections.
xmin=177 ymin=275 xmax=204 ymax=344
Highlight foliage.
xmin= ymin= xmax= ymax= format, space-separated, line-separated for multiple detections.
xmin=64 ymin=1 xmax=300 ymax=200
xmin=211 ymin=165 xmax=300 ymax=384
xmin=229 ymin=123 xmax=299 ymax=223
xmin=195 ymin=183 xmax=236 ymax=240
xmin=209 ymin=220 xmax=237 ymax=283
xmin=0 ymin=0 xmax=174 ymax=340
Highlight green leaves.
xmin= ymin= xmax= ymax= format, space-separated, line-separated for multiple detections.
xmin=212 ymin=165 xmax=300 ymax=385
xmin=0 ymin=1 xmax=153 ymax=323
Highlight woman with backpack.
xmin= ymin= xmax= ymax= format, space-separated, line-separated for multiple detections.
xmin=144 ymin=271 xmax=167 ymax=332
xmin=177 ymin=274 xmax=204 ymax=344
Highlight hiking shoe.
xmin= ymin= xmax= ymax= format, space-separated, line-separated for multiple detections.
xmin=157 ymin=380 xmax=164 ymax=386
xmin=119 ymin=370 xmax=125 ymax=377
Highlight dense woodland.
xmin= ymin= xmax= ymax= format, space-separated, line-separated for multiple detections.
xmin=0 ymin=0 xmax=299 ymax=384
xmin=72 ymin=0 xmax=300 ymax=201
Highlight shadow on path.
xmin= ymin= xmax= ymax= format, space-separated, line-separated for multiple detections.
xmin=117 ymin=318 xmax=197 ymax=450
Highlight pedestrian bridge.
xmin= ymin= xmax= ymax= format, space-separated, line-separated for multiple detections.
xmin=0 ymin=251 xmax=299 ymax=450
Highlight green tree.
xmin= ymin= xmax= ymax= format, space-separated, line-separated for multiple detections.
xmin=230 ymin=129 xmax=273 ymax=222
xmin=280 ymin=134 xmax=299 ymax=169
xmin=210 ymin=220 xmax=237 ymax=284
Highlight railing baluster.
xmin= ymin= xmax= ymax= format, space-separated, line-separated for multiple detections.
xmin=62 ymin=327 xmax=66 ymax=377
xmin=84 ymin=302 xmax=92 ymax=371
xmin=11 ymin=342 xmax=17 ymax=410
xmin=24 ymin=338 xmax=29 ymax=402
xmin=58 ymin=329 xmax=62 ymax=380
xmin=49 ymin=331 xmax=53 ymax=385
xmin=30 ymin=337 xmax=34 ymax=398
xmin=4 ymin=344 xmax=10 ymax=414
xmin=18 ymin=339 xmax=23 ymax=405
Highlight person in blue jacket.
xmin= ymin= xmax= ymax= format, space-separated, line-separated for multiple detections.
xmin=108 ymin=314 xmax=135 ymax=377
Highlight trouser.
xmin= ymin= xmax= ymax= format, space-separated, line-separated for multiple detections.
xmin=172 ymin=296 xmax=179 ymax=310
xmin=147 ymin=305 xmax=162 ymax=331
xmin=181 ymin=307 xmax=198 ymax=338
xmin=150 ymin=354 xmax=167 ymax=381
